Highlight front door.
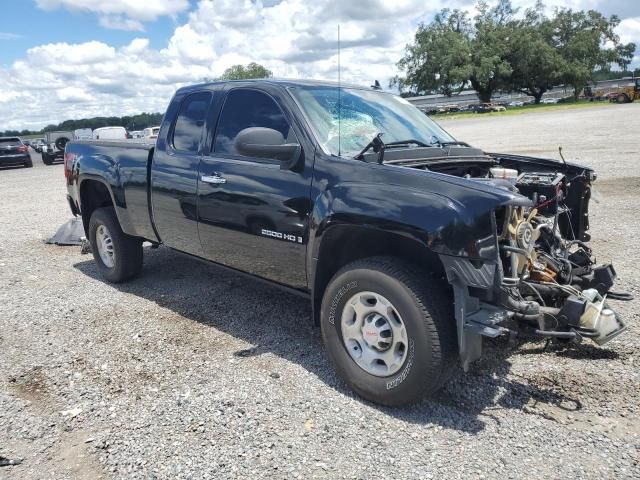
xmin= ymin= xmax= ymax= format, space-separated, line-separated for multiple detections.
xmin=196 ymin=87 xmax=312 ymax=288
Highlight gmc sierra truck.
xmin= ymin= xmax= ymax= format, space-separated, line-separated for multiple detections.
xmin=64 ymin=79 xmax=628 ymax=406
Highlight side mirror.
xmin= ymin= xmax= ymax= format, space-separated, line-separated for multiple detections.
xmin=234 ymin=127 xmax=301 ymax=169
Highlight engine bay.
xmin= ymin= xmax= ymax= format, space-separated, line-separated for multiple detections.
xmin=474 ymin=157 xmax=627 ymax=346
xmin=382 ymin=145 xmax=630 ymax=347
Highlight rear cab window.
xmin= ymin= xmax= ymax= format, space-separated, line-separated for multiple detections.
xmin=172 ymin=92 xmax=212 ymax=152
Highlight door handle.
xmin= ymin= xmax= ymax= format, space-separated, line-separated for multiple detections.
xmin=201 ymin=173 xmax=227 ymax=184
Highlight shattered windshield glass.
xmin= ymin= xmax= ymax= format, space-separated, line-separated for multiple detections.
xmin=290 ymin=86 xmax=455 ymax=156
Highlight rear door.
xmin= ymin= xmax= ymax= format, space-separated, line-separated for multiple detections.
xmin=150 ymin=90 xmax=214 ymax=256
xmin=196 ymin=86 xmax=312 ymax=288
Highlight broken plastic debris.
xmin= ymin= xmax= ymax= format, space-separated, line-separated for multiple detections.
xmin=0 ymin=456 xmax=23 ymax=467
xmin=61 ymin=407 xmax=83 ymax=419
xmin=46 ymin=217 xmax=85 ymax=246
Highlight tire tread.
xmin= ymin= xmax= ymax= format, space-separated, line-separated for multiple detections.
xmin=325 ymin=256 xmax=458 ymax=405
xmin=88 ymin=207 xmax=143 ymax=283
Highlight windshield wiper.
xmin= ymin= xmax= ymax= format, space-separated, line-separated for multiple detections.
xmin=384 ymin=139 xmax=432 ymax=149
xmin=354 ymin=136 xmax=451 ymax=163
xmin=434 ymin=140 xmax=470 ymax=148
xmin=354 ymin=133 xmax=386 ymax=163
xmin=355 ymin=135 xmax=439 ymax=163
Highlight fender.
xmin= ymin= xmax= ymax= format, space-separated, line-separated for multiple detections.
xmin=306 ymin=154 xmax=526 ymax=325
xmin=69 ymin=141 xmax=158 ymax=242
xmin=307 ymin=175 xmax=517 ymax=278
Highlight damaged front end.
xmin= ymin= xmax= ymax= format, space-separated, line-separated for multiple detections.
xmin=440 ymin=161 xmax=630 ymax=369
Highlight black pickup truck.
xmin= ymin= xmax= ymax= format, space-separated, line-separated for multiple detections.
xmin=65 ymin=79 xmax=627 ymax=406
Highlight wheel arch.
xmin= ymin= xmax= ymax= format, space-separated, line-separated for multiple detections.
xmin=310 ymin=224 xmax=445 ymax=325
xmin=79 ymin=179 xmax=117 ymax=237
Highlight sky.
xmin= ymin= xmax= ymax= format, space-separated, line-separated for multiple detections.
xmin=0 ymin=0 xmax=638 ymax=131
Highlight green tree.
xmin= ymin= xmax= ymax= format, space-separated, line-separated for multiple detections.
xmin=615 ymin=43 xmax=637 ymax=73
xmin=219 ymin=62 xmax=273 ymax=81
xmin=592 ymin=68 xmax=640 ymax=81
xmin=506 ymin=3 xmax=565 ymax=103
xmin=393 ymin=9 xmax=472 ymax=96
xmin=550 ymin=9 xmax=635 ymax=98
xmin=468 ymin=0 xmax=517 ymax=102
xmin=395 ymin=0 xmax=518 ymax=102
xmin=1 ymin=113 xmax=164 ymax=137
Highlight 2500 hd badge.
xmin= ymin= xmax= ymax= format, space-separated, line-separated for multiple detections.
xmin=261 ymin=228 xmax=303 ymax=244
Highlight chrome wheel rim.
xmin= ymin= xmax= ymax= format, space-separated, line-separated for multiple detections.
xmin=95 ymin=224 xmax=115 ymax=268
xmin=341 ymin=291 xmax=408 ymax=377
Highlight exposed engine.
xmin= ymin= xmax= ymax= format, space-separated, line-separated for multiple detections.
xmin=489 ymin=166 xmax=628 ymax=345
xmin=378 ymin=143 xmax=629 ymax=359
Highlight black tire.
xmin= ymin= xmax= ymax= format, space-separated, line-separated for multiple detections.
xmin=24 ymin=156 xmax=33 ymax=168
xmin=42 ymin=153 xmax=53 ymax=165
xmin=88 ymin=207 xmax=143 ymax=283
xmin=320 ymin=256 xmax=457 ymax=406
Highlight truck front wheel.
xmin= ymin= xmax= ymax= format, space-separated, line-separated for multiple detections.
xmin=320 ymin=257 xmax=457 ymax=406
xmin=88 ymin=207 xmax=143 ymax=283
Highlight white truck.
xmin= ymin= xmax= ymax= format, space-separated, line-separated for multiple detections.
xmin=74 ymin=128 xmax=93 ymax=140
xmin=92 ymin=126 xmax=127 ymax=140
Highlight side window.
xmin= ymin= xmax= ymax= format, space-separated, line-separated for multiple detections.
xmin=214 ymin=89 xmax=292 ymax=156
xmin=172 ymin=92 xmax=211 ymax=152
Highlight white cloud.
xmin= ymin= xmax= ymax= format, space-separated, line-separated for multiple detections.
xmin=35 ymin=0 xmax=189 ymax=30
xmin=0 ymin=32 xmax=24 ymax=40
xmin=617 ymin=17 xmax=640 ymax=45
xmin=34 ymin=0 xmax=189 ymax=20
xmin=56 ymin=86 xmax=93 ymax=102
xmin=121 ymin=38 xmax=150 ymax=54
xmin=0 ymin=0 xmax=638 ymax=131
xmin=25 ymin=40 xmax=116 ymax=65
xmin=98 ymin=15 xmax=145 ymax=32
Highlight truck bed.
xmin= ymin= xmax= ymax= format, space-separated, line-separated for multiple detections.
xmin=67 ymin=140 xmax=158 ymax=242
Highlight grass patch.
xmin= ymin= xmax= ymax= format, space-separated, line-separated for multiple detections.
xmin=433 ymin=99 xmax=614 ymax=120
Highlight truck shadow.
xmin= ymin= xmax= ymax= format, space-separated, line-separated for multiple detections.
xmin=73 ymin=246 xmax=587 ymax=434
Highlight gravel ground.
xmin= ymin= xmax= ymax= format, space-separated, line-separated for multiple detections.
xmin=1 ymin=103 xmax=639 ymax=479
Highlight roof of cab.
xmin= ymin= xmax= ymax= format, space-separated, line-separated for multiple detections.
xmin=175 ymin=78 xmax=376 ymax=95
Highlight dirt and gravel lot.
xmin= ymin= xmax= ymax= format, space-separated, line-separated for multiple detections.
xmin=1 ymin=103 xmax=639 ymax=479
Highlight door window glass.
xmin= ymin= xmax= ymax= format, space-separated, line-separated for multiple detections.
xmin=214 ymin=89 xmax=291 ymax=156
xmin=172 ymin=92 xmax=211 ymax=152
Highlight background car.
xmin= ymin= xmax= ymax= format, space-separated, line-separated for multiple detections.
xmin=42 ymin=131 xmax=73 ymax=165
xmin=74 ymin=128 xmax=93 ymax=140
xmin=142 ymin=126 xmax=160 ymax=141
xmin=93 ymin=126 xmax=127 ymax=140
xmin=0 ymin=137 xmax=32 ymax=168
xmin=467 ymin=104 xmax=488 ymax=113
xmin=483 ymin=102 xmax=506 ymax=112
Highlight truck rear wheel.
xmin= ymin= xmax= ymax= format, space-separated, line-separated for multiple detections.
xmin=320 ymin=257 xmax=457 ymax=406
xmin=88 ymin=207 xmax=143 ymax=283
